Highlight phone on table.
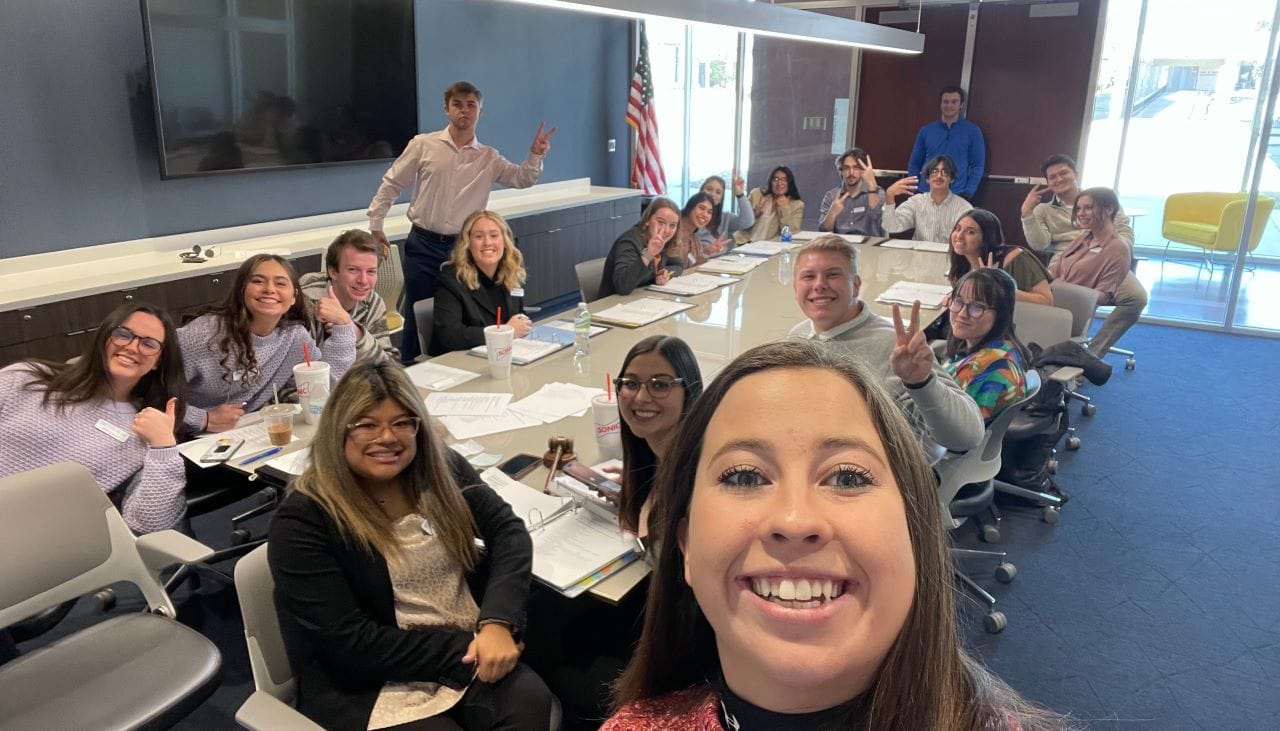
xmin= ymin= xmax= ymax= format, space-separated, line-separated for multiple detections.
xmin=497 ymin=453 xmax=542 ymax=480
xmin=561 ymin=460 xmax=621 ymax=505
xmin=199 ymin=437 xmax=245 ymax=463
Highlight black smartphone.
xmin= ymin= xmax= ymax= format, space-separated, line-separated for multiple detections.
xmin=497 ymin=453 xmax=542 ymax=480
xmin=562 ymin=460 xmax=621 ymax=505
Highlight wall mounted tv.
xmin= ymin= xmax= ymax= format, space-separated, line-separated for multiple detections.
xmin=140 ymin=0 xmax=418 ymax=179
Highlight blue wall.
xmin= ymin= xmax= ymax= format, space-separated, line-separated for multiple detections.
xmin=0 ymin=0 xmax=632 ymax=258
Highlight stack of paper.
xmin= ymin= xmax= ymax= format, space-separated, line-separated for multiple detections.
xmin=592 ymin=298 xmax=694 ymax=328
xmin=874 ymin=281 xmax=953 ymax=309
xmin=425 ymin=392 xmax=512 ymax=416
xmin=469 ymin=338 xmax=564 ymax=365
xmin=437 ymin=382 xmax=605 ymax=440
xmin=404 ymin=361 xmax=480 ymax=391
xmin=734 ymin=240 xmax=784 ymax=257
xmin=480 ymin=467 xmax=572 ymax=528
xmin=879 ymin=239 xmax=950 ymax=253
xmin=696 ymin=255 xmax=766 ymax=275
xmin=790 ymin=230 xmax=824 ymax=241
xmin=647 ymin=272 xmax=741 ymax=296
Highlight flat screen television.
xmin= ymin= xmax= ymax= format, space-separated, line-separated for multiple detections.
xmin=140 ymin=0 xmax=418 ymax=179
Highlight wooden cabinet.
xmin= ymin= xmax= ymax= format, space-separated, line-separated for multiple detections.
xmin=505 ymin=197 xmax=639 ymax=307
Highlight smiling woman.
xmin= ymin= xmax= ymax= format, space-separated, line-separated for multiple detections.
xmin=430 ymin=210 xmax=530 ymax=355
xmin=605 ymin=340 xmax=1067 ymax=730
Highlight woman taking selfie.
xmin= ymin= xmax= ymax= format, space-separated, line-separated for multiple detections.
xmin=269 ymin=362 xmax=552 ymax=730
xmin=606 ymin=340 xmax=1064 ymax=730
xmin=431 ymin=210 xmax=531 ymax=355
xmin=178 ymin=254 xmax=357 ymax=432
xmin=0 ymin=302 xmax=187 ymax=533
xmin=944 ymin=268 xmax=1031 ymax=424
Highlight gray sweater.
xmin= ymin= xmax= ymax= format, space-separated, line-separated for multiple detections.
xmin=789 ymin=304 xmax=983 ymax=454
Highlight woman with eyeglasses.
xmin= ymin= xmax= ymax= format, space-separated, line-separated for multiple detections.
xmin=943 ymin=268 xmax=1031 ymax=424
xmin=178 ymin=254 xmax=357 ymax=433
xmin=0 ymin=302 xmax=187 ymax=533
xmin=268 ymin=361 xmax=552 ymax=731
xmin=734 ymin=166 xmax=804 ymax=245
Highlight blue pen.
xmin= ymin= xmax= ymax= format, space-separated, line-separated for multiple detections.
xmin=238 ymin=446 xmax=284 ymax=467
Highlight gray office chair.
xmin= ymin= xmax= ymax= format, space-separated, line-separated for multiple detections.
xmin=376 ymin=243 xmax=406 ymax=336
xmin=0 ymin=462 xmax=222 ymax=729
xmin=1043 ymin=280 xmax=1101 ymax=416
xmin=1014 ymin=300 xmax=1086 ymax=459
xmin=413 ymin=297 xmax=435 ymax=360
xmin=575 ymin=258 xmax=607 ymax=302
xmin=934 ymin=371 xmax=1041 ymax=634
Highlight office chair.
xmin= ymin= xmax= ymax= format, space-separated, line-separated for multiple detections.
xmin=413 ymin=297 xmax=435 ymax=361
xmin=934 ymin=371 xmax=1040 ymax=634
xmin=1161 ymin=192 xmax=1275 ymax=281
xmin=1046 ymin=280 xmax=1105 ymax=414
xmin=0 ymin=462 xmax=222 ymax=729
xmin=574 ymin=257 xmax=607 ymax=302
xmin=376 ymin=243 xmax=406 ymax=335
xmin=1013 ymin=300 xmax=1085 ymax=460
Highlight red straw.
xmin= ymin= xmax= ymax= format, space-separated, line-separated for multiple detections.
xmin=496 ymin=306 xmax=502 ymax=326
xmin=606 ymin=372 xmax=612 ymax=401
xmin=302 ymin=342 xmax=311 ymax=368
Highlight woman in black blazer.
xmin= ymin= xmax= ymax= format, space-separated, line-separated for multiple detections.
xmin=268 ymin=361 xmax=552 ymax=730
xmin=430 ymin=210 xmax=531 ymax=356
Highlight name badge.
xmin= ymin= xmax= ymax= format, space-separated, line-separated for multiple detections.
xmin=851 ymin=206 xmax=866 ymax=214
xmin=231 ymin=369 xmax=245 ymax=382
xmin=1089 ymin=246 xmax=1103 ymax=254
xmin=421 ymin=518 xmax=434 ymax=536
xmin=95 ymin=419 xmax=130 ymax=443
xmin=510 ymin=288 xmax=525 ymax=298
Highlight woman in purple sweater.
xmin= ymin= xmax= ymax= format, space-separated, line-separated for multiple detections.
xmin=178 ymin=254 xmax=357 ymax=432
xmin=0 ymin=302 xmax=188 ymax=534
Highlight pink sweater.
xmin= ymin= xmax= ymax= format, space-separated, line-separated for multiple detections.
xmin=1049 ymin=230 xmax=1130 ymax=299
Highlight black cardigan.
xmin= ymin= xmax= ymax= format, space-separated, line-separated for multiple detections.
xmin=599 ymin=225 xmax=685 ymax=298
xmin=267 ymin=451 xmax=533 ymax=731
xmin=429 ymin=263 xmax=525 ymax=356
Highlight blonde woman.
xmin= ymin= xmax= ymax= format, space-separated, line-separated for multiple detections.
xmin=429 ymin=210 xmax=530 ymax=355
xmin=268 ymin=361 xmax=552 ymax=731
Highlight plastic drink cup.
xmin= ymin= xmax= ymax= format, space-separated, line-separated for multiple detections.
xmin=483 ymin=325 xmax=514 ymax=380
xmin=261 ymin=403 xmax=295 ymax=446
xmin=292 ymin=361 xmax=331 ymax=425
xmin=591 ymin=394 xmax=622 ymax=461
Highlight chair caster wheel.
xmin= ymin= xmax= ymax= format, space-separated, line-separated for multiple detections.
xmin=981 ymin=524 xmax=1001 ymax=543
xmin=1081 ymin=403 xmax=1096 ymax=417
xmin=1042 ymin=506 xmax=1061 ymax=524
xmin=1125 ymin=358 xmax=1136 ymax=370
xmin=95 ymin=588 xmax=117 ymax=612
xmin=995 ymin=562 xmax=1017 ymax=583
xmin=984 ymin=611 xmax=1007 ymax=634
xmin=229 ymin=528 xmax=252 ymax=546
xmin=1048 ymin=459 xmax=1058 ymax=474
xmin=1067 ymin=436 xmax=1082 ymax=451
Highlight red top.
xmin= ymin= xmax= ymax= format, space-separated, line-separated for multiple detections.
xmin=602 ymin=689 xmax=722 ymax=730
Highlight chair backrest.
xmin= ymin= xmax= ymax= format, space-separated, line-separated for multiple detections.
xmin=934 ymin=370 xmax=1042 ymax=508
xmin=1221 ymin=195 xmax=1276 ymax=253
xmin=375 ymin=243 xmax=405 ymax=312
xmin=1013 ymin=300 xmax=1073 ymax=350
xmin=1048 ymin=280 xmax=1099 ymax=339
xmin=575 ymin=258 xmax=607 ymax=302
xmin=1162 ymin=192 xmax=1248 ymax=228
xmin=235 ymin=545 xmax=297 ymax=702
xmin=0 ymin=462 xmax=176 ymax=626
xmin=414 ymin=297 xmax=435 ymax=357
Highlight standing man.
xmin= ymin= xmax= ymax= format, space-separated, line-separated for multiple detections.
xmin=908 ymin=86 xmax=985 ymax=199
xmin=1021 ymin=153 xmax=1134 ymax=258
xmin=301 ymin=230 xmax=399 ymax=363
xmin=367 ymin=81 xmax=556 ymax=362
xmin=818 ymin=148 xmax=886 ymax=236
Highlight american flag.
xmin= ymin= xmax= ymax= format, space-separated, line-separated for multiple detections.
xmin=627 ymin=23 xmax=666 ymax=196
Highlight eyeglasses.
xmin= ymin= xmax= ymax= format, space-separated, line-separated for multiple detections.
xmin=613 ymin=376 xmax=686 ymax=399
xmin=948 ymin=296 xmax=991 ymax=319
xmin=771 ymin=176 xmax=788 ymax=183
xmin=345 ymin=416 xmax=422 ymax=443
xmin=109 ymin=326 xmax=163 ymax=355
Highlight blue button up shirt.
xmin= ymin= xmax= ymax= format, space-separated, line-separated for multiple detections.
xmin=908 ymin=117 xmax=986 ymax=198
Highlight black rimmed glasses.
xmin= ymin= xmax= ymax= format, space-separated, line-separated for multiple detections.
xmin=109 ymin=326 xmax=163 ymax=355
xmin=346 ymin=416 xmax=422 ymax=444
xmin=613 ymin=376 xmax=685 ymax=399
xmin=948 ymin=296 xmax=991 ymax=319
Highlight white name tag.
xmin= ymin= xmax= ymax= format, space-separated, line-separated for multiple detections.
xmin=852 ymin=206 xmax=866 ymax=214
xmin=1089 ymin=246 xmax=1103 ymax=254
xmin=231 ymin=369 xmax=245 ymax=382
xmin=510 ymin=288 xmax=525 ymax=298
xmin=95 ymin=419 xmax=130 ymax=443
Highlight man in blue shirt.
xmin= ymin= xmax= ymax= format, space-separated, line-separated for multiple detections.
xmin=908 ymin=86 xmax=986 ymax=198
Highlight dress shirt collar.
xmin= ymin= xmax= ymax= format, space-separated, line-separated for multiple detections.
xmin=802 ymin=301 xmax=870 ymax=341
xmin=436 ymin=127 xmax=482 ymax=151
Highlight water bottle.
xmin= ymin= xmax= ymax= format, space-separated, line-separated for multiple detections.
xmin=574 ymin=301 xmax=591 ymax=357
xmin=780 ymin=224 xmax=793 ymax=244
xmin=779 ymin=247 xmax=793 ymax=284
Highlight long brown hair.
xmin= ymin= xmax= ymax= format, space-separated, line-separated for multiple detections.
xmin=613 ymin=340 xmax=1067 ymax=730
xmin=450 ymin=210 xmax=526 ymax=291
xmin=211 ymin=254 xmax=311 ymax=385
xmin=23 ymin=302 xmax=186 ymax=421
xmin=290 ymin=361 xmax=480 ymax=568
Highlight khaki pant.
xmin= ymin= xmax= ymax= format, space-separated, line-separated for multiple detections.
xmin=1090 ymin=271 xmax=1147 ymax=357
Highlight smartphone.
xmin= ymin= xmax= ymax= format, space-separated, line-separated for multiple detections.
xmin=199 ymin=437 xmax=244 ymax=463
xmin=497 ymin=453 xmax=542 ymax=480
xmin=562 ymin=460 xmax=621 ymax=505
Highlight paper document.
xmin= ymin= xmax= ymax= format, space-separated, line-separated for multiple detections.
xmin=469 ymin=338 xmax=565 ymax=365
xmin=425 ymin=392 xmax=512 ymax=417
xmin=790 ymin=230 xmax=824 ymax=241
xmin=508 ymin=382 xmax=603 ymax=423
xmin=480 ymin=468 xmax=573 ymax=528
xmin=179 ymin=420 xmax=296 ymax=469
xmin=529 ymin=506 xmax=638 ymax=591
xmin=696 ymin=255 xmax=766 ymax=275
xmin=439 ymin=409 xmax=544 ymax=440
xmin=874 ymin=281 xmax=953 ymax=309
xmin=647 ymin=272 xmax=741 ymax=296
xmin=592 ymin=298 xmax=694 ymax=328
xmin=541 ymin=320 xmax=609 ymax=338
xmin=733 ymin=241 xmax=784 ymax=257
xmin=263 ymin=448 xmax=311 ymax=476
xmin=449 ymin=440 xmax=486 ymax=458
xmin=404 ymin=361 xmax=480 ymax=391
xmin=879 ymin=239 xmax=949 ymax=253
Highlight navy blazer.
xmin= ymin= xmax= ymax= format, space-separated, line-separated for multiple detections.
xmin=429 ymin=263 xmax=525 ymax=356
xmin=267 ymin=450 xmax=533 ymax=731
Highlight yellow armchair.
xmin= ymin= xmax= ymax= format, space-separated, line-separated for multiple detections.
xmin=1162 ymin=192 xmax=1275 ymax=255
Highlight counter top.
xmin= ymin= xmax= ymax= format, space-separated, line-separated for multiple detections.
xmin=1 ymin=179 xmax=640 ymax=311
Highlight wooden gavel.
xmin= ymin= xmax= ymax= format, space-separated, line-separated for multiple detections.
xmin=541 ymin=436 xmax=576 ymax=494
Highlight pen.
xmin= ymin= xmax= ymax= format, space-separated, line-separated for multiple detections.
xmin=238 ymin=446 xmax=284 ymax=466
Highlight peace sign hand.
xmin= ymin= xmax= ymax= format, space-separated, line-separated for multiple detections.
xmin=861 ymin=153 xmax=879 ymax=187
xmin=530 ymin=122 xmax=557 ymax=155
xmin=1021 ymin=184 xmax=1049 ymax=216
xmin=890 ymin=301 xmax=935 ymax=385
xmin=979 ymin=252 xmax=1000 ymax=269
xmin=829 ymin=190 xmax=850 ymax=216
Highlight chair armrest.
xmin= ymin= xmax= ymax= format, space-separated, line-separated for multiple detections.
xmin=135 ymin=530 xmax=215 ymax=572
xmin=236 ymin=690 xmax=324 ymax=731
xmin=1048 ymin=366 xmax=1084 ymax=385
